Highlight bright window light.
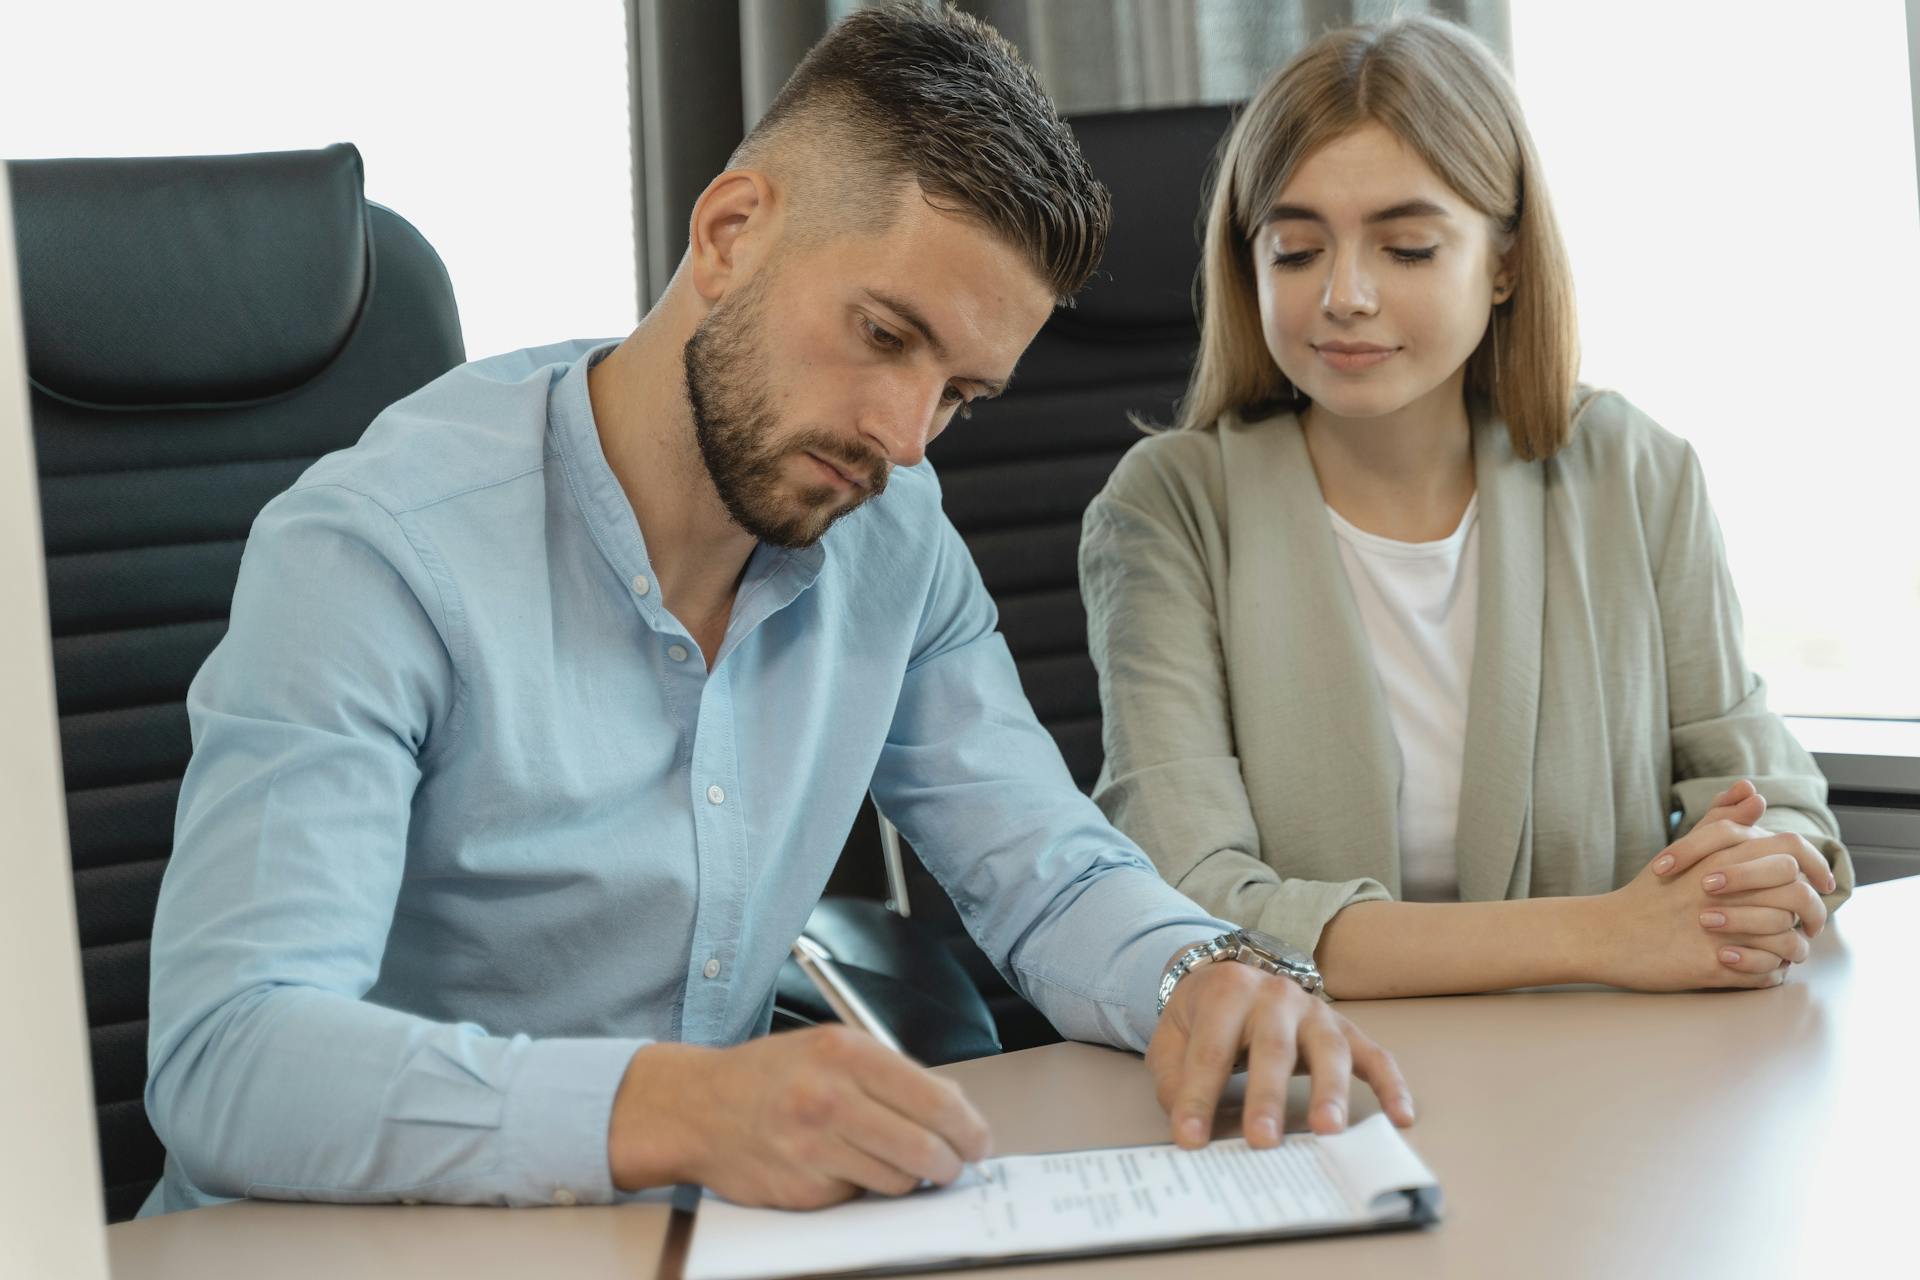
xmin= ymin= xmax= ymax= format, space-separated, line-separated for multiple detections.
xmin=0 ymin=0 xmax=638 ymax=362
xmin=1510 ymin=1 xmax=1920 ymax=718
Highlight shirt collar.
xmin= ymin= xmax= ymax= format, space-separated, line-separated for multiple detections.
xmin=546 ymin=341 xmax=828 ymax=637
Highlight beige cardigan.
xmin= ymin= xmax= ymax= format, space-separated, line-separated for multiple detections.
xmin=1079 ymin=391 xmax=1852 ymax=952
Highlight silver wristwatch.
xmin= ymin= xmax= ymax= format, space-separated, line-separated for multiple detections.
xmin=1156 ymin=928 xmax=1324 ymax=1016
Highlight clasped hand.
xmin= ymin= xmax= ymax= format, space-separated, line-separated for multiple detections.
xmin=1604 ymin=779 xmax=1834 ymax=991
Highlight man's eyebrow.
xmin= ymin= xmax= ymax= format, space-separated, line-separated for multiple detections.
xmin=863 ymin=288 xmax=1009 ymax=394
xmin=1261 ymin=198 xmax=1453 ymax=227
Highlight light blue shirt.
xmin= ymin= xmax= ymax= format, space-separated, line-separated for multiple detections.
xmin=143 ymin=339 xmax=1227 ymax=1215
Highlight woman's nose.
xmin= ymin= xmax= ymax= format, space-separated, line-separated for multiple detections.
xmin=1321 ymin=249 xmax=1378 ymax=318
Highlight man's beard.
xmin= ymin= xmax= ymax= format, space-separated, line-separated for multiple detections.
xmin=682 ymin=272 xmax=888 ymax=549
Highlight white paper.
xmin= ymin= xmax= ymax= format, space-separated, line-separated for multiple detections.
xmin=685 ymin=1114 xmax=1437 ymax=1280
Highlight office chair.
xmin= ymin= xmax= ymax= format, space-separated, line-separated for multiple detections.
xmin=13 ymin=144 xmax=999 ymax=1218
xmin=12 ymin=144 xmax=467 ymax=1219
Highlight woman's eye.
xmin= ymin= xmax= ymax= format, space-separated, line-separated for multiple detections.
xmin=864 ymin=319 xmax=904 ymax=351
xmin=1270 ymin=249 xmax=1317 ymax=270
xmin=1387 ymin=246 xmax=1439 ymax=265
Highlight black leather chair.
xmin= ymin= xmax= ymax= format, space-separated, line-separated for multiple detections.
xmin=12 ymin=144 xmax=466 ymax=1220
xmin=13 ymin=142 xmax=1000 ymax=1219
xmin=831 ymin=103 xmax=1237 ymax=1051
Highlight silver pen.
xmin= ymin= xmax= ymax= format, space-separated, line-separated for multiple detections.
xmin=788 ymin=934 xmax=906 ymax=1055
xmin=788 ymin=936 xmax=989 ymax=1191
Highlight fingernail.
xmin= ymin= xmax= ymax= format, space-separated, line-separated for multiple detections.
xmin=1720 ymin=948 xmax=1743 ymax=965
xmin=1700 ymin=911 xmax=1726 ymax=928
xmin=1397 ymin=1097 xmax=1417 ymax=1124
xmin=1703 ymin=873 xmax=1727 ymax=892
xmin=1180 ymin=1117 xmax=1206 ymax=1145
xmin=1315 ymin=1101 xmax=1346 ymax=1129
xmin=1652 ymin=855 xmax=1674 ymax=875
xmin=1251 ymin=1115 xmax=1279 ymax=1144
xmin=1825 ymin=876 xmax=1837 ymax=893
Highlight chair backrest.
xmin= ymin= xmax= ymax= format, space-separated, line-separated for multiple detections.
xmin=861 ymin=104 xmax=1235 ymax=1046
xmin=10 ymin=144 xmax=465 ymax=1220
xmin=928 ymin=103 xmax=1233 ymax=787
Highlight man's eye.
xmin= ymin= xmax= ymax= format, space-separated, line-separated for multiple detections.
xmin=865 ymin=319 xmax=904 ymax=351
xmin=942 ymin=386 xmax=973 ymax=419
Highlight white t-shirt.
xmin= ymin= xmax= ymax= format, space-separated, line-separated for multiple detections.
xmin=1326 ymin=496 xmax=1481 ymax=903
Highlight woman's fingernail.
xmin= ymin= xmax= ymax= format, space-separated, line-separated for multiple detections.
xmin=1180 ymin=1118 xmax=1206 ymax=1144
xmin=1825 ymin=876 xmax=1837 ymax=893
xmin=1700 ymin=911 xmax=1726 ymax=928
xmin=1315 ymin=1101 xmax=1346 ymax=1128
xmin=1250 ymin=1115 xmax=1279 ymax=1143
xmin=1652 ymin=855 xmax=1674 ymax=875
xmin=1703 ymin=873 xmax=1727 ymax=892
xmin=1720 ymin=948 xmax=1743 ymax=965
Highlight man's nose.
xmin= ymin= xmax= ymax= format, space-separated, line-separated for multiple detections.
xmin=1321 ymin=247 xmax=1378 ymax=319
xmin=859 ymin=376 xmax=945 ymax=468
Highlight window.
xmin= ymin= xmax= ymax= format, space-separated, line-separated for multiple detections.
xmin=1510 ymin=2 xmax=1920 ymax=718
xmin=1 ymin=0 xmax=638 ymax=361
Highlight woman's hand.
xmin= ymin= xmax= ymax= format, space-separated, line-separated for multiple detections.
xmin=1649 ymin=779 xmax=1837 ymax=895
xmin=1651 ymin=779 xmax=1834 ymax=958
xmin=1593 ymin=782 xmax=1829 ymax=991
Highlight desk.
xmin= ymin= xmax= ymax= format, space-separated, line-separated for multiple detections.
xmin=109 ymin=877 xmax=1916 ymax=1280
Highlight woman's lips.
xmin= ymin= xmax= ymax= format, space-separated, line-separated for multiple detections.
xmin=1313 ymin=342 xmax=1399 ymax=372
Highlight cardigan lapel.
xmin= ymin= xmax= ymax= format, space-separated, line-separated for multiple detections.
xmin=1453 ymin=403 xmax=1546 ymax=901
xmin=1218 ymin=411 xmax=1403 ymax=895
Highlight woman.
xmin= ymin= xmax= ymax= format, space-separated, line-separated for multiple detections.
xmin=1079 ymin=16 xmax=1851 ymax=999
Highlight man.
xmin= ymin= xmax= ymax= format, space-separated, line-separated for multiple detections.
xmin=143 ymin=4 xmax=1413 ymax=1216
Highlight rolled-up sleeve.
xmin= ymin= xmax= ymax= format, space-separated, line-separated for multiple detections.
xmin=1079 ymin=457 xmax=1388 ymax=954
xmin=146 ymin=483 xmax=646 ymax=1208
xmin=869 ymin=515 xmax=1227 ymax=1052
xmin=1653 ymin=444 xmax=1853 ymax=912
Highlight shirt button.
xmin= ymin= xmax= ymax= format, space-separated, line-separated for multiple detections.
xmin=703 ymin=957 xmax=721 ymax=979
xmin=667 ymin=644 xmax=689 ymax=663
xmin=552 ymin=1187 xmax=577 ymax=1207
xmin=707 ymin=784 xmax=725 ymax=805
xmin=630 ymin=573 xmax=651 ymax=596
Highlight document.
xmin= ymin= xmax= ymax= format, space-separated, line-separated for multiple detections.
xmin=684 ymin=1113 xmax=1441 ymax=1280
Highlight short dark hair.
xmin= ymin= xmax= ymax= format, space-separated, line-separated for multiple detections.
xmin=737 ymin=2 xmax=1110 ymax=302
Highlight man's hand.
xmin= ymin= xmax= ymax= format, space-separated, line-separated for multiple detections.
xmin=607 ymin=1026 xmax=991 ymax=1209
xmin=1146 ymin=956 xmax=1414 ymax=1152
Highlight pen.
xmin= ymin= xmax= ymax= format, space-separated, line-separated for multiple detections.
xmin=788 ymin=936 xmax=987 ymax=1191
xmin=788 ymin=934 xmax=906 ymax=1055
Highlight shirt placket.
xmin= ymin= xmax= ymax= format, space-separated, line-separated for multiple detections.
xmin=683 ymin=664 xmax=746 ymax=1040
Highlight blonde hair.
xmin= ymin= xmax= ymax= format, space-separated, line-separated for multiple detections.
xmin=1176 ymin=16 xmax=1579 ymax=460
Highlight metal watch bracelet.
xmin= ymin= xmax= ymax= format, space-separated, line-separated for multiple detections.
xmin=1155 ymin=929 xmax=1324 ymax=1016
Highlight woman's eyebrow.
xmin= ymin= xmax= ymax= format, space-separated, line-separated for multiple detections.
xmin=1263 ymin=198 xmax=1452 ymax=226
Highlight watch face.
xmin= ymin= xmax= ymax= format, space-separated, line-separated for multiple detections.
xmin=1237 ymin=928 xmax=1316 ymax=973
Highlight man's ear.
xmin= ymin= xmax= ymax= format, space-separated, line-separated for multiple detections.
xmin=687 ymin=168 xmax=779 ymax=303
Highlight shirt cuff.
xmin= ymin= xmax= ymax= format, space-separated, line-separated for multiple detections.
xmin=498 ymin=1035 xmax=650 ymax=1207
xmin=1100 ymin=916 xmax=1226 ymax=1052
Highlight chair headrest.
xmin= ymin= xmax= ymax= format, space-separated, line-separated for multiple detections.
xmin=8 ymin=143 xmax=371 ymax=409
xmin=1062 ymin=104 xmax=1235 ymax=333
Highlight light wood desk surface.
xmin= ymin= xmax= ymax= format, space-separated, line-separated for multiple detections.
xmin=110 ymin=876 xmax=1916 ymax=1280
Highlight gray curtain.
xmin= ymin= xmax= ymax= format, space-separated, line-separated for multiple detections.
xmin=628 ymin=0 xmax=1510 ymax=307
xmin=948 ymin=1 xmax=1508 ymax=115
